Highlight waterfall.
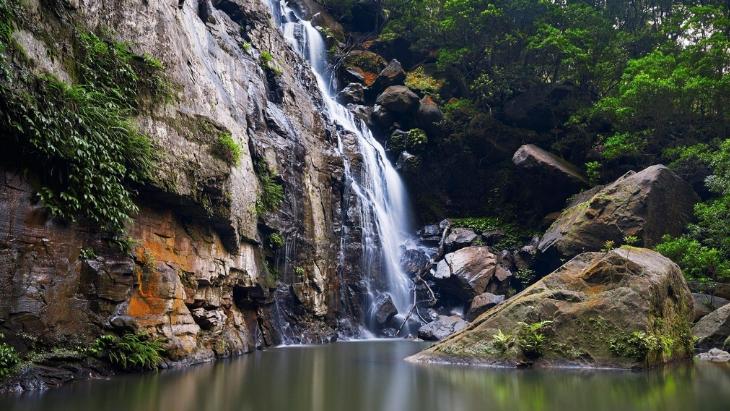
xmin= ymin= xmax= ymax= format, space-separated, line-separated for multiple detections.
xmin=266 ymin=0 xmax=416 ymax=335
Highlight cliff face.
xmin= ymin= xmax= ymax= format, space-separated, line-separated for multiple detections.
xmin=0 ymin=0 xmax=358 ymax=379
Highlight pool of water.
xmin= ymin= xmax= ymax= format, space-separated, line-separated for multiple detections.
xmin=2 ymin=340 xmax=729 ymax=411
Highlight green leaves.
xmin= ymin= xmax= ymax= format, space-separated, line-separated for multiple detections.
xmin=0 ymin=28 xmax=164 ymax=233
xmin=91 ymin=332 xmax=164 ymax=370
xmin=0 ymin=333 xmax=20 ymax=377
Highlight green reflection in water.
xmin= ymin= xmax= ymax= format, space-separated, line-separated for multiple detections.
xmin=2 ymin=341 xmax=729 ymax=411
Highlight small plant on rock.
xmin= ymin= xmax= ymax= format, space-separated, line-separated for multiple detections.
xmin=0 ymin=333 xmax=20 ymax=377
xmin=91 ymin=332 xmax=164 ymax=370
xmin=491 ymin=329 xmax=514 ymax=353
xmin=517 ymin=321 xmax=552 ymax=358
xmin=213 ymin=132 xmax=244 ymax=166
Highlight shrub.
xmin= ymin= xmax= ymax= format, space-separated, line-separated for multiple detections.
xmin=0 ymin=28 xmax=164 ymax=233
xmin=213 ymin=132 xmax=243 ymax=166
xmin=0 ymin=333 xmax=20 ymax=377
xmin=655 ymin=235 xmax=730 ymax=282
xmin=254 ymin=159 xmax=284 ymax=216
xmin=517 ymin=321 xmax=552 ymax=358
xmin=91 ymin=332 xmax=164 ymax=370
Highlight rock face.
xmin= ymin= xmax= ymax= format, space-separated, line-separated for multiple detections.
xmin=512 ymin=144 xmax=590 ymax=214
xmin=0 ymin=0 xmax=368 ymax=390
xmin=408 ymin=249 xmax=695 ymax=369
xmin=418 ymin=315 xmax=469 ymax=341
xmin=372 ymin=59 xmax=406 ymax=93
xmin=337 ymin=83 xmax=366 ymax=105
xmin=375 ymin=86 xmax=420 ymax=113
xmin=538 ymin=165 xmax=698 ymax=266
xmin=372 ymin=294 xmax=398 ymax=329
xmin=443 ymin=228 xmax=478 ymax=251
xmin=433 ymin=247 xmax=497 ymax=300
xmin=466 ymin=293 xmax=505 ymax=322
xmin=693 ymin=304 xmax=730 ymax=351
xmin=693 ymin=294 xmax=730 ymax=322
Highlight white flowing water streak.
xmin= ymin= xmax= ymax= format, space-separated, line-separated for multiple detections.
xmin=267 ymin=0 xmax=415 ymax=330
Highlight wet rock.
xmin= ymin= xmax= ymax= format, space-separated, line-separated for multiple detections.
xmin=340 ymin=50 xmax=387 ymax=87
xmin=481 ymin=230 xmax=506 ymax=246
xmin=538 ymin=165 xmax=698 ymax=266
xmin=693 ymin=293 xmax=730 ymax=322
xmin=373 ymin=294 xmax=398 ymax=328
xmin=512 ymin=144 xmax=590 ymax=214
xmin=347 ymin=104 xmax=375 ymax=128
xmin=696 ymin=348 xmax=730 ymax=361
xmin=693 ymin=303 xmax=730 ymax=351
xmin=465 ymin=293 xmax=505 ymax=322
xmin=416 ymin=96 xmax=444 ymax=136
xmin=395 ymin=151 xmax=420 ymax=171
xmin=400 ymin=248 xmax=431 ymax=277
xmin=485 ymin=265 xmax=512 ymax=295
xmin=433 ymin=246 xmax=497 ymax=301
xmin=372 ymin=104 xmax=395 ymax=129
xmin=337 ymin=83 xmax=366 ymax=105
xmin=190 ymin=308 xmax=227 ymax=330
xmin=417 ymin=307 xmax=440 ymax=323
xmin=417 ymin=315 xmax=469 ymax=341
xmin=408 ymin=249 xmax=695 ymax=368
xmin=513 ymin=246 xmax=536 ymax=271
xmin=443 ymin=228 xmax=478 ymax=251
xmin=287 ymin=0 xmax=345 ymax=40
xmin=381 ymin=328 xmax=398 ymax=338
xmin=375 ymin=85 xmax=420 ymax=114
xmin=372 ymin=59 xmax=406 ymax=93
xmin=421 ymin=225 xmax=441 ymax=237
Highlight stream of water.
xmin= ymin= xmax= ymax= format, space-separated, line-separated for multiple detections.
xmin=267 ymin=0 xmax=415 ymax=332
xmin=3 ymin=341 xmax=729 ymax=411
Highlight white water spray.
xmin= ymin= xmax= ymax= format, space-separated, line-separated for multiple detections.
xmin=266 ymin=0 xmax=415 ymax=333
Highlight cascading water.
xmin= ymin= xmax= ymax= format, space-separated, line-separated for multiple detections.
xmin=266 ymin=0 xmax=417 ymax=335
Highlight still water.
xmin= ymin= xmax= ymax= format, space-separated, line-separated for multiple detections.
xmin=2 ymin=340 xmax=730 ymax=411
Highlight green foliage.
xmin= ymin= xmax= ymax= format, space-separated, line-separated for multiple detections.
xmin=91 ymin=332 xmax=164 ymax=370
xmin=254 ymin=158 xmax=284 ymax=216
xmin=0 ymin=333 xmax=20 ymax=377
xmin=407 ymin=129 xmax=428 ymax=151
xmin=491 ymin=329 xmax=514 ymax=353
xmin=517 ymin=321 xmax=552 ymax=358
xmin=585 ymin=161 xmax=601 ymax=186
xmin=513 ymin=268 xmax=537 ymax=289
xmin=79 ymin=247 xmax=97 ymax=260
xmin=609 ymin=331 xmax=669 ymax=362
xmin=404 ymin=67 xmax=443 ymax=96
xmin=269 ymin=232 xmax=285 ymax=248
xmin=450 ymin=216 xmax=534 ymax=250
xmin=213 ymin=132 xmax=244 ymax=166
xmin=0 ymin=28 xmax=164 ymax=233
xmin=655 ymin=235 xmax=730 ymax=282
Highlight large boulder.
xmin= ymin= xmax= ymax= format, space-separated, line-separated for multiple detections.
xmin=465 ymin=293 xmax=505 ymax=322
xmin=512 ymin=144 xmax=590 ymax=214
xmin=372 ymin=294 xmax=398 ymax=329
xmin=433 ymin=247 xmax=497 ymax=301
xmin=339 ymin=50 xmax=387 ymax=87
xmin=693 ymin=303 xmax=730 ymax=351
xmin=400 ymin=248 xmax=431 ymax=277
xmin=538 ymin=165 xmax=698 ymax=266
xmin=375 ymin=85 xmax=420 ymax=114
xmin=372 ymin=59 xmax=406 ymax=93
xmin=408 ymin=248 xmax=695 ymax=368
xmin=693 ymin=293 xmax=730 ymax=322
xmin=443 ymin=227 xmax=478 ymax=251
xmin=418 ymin=315 xmax=469 ymax=341
xmin=416 ymin=96 xmax=444 ymax=136
xmin=336 ymin=83 xmax=366 ymax=105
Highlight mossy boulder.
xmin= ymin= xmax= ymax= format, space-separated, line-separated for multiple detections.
xmin=538 ymin=165 xmax=698 ymax=266
xmin=407 ymin=248 xmax=694 ymax=369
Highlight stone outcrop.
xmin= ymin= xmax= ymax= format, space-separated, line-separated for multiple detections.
xmin=693 ymin=294 xmax=730 ymax=322
xmin=418 ymin=315 xmax=469 ymax=341
xmin=538 ymin=165 xmax=698 ymax=266
xmin=512 ymin=144 xmax=590 ymax=215
xmin=433 ymin=247 xmax=497 ymax=301
xmin=693 ymin=304 xmax=730 ymax=351
xmin=372 ymin=59 xmax=406 ymax=93
xmin=375 ymin=86 xmax=420 ymax=114
xmin=0 ymin=0 xmax=366 ymax=391
xmin=408 ymin=249 xmax=695 ymax=368
xmin=465 ymin=293 xmax=504 ymax=322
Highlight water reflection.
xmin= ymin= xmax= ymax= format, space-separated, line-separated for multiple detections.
xmin=2 ymin=341 xmax=730 ymax=411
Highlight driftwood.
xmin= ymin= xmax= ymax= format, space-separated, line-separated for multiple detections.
xmin=396 ymin=221 xmax=451 ymax=336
